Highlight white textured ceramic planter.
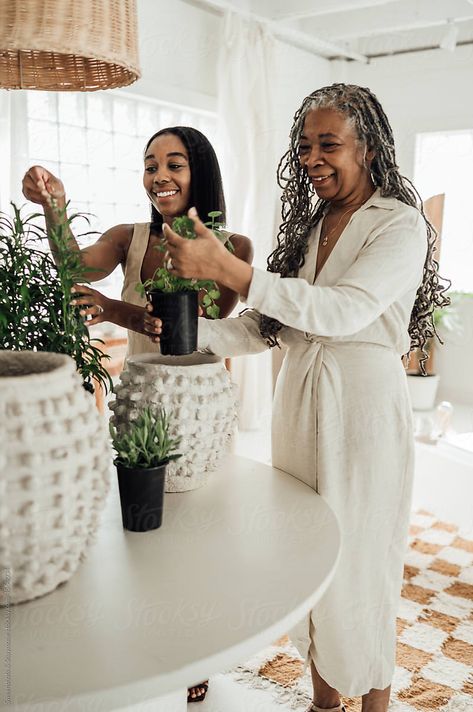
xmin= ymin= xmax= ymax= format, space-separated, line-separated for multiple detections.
xmin=109 ymin=353 xmax=238 ymax=492
xmin=0 ymin=351 xmax=111 ymax=606
xmin=406 ymin=372 xmax=440 ymax=411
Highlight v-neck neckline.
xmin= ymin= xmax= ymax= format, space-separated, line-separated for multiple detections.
xmin=311 ymin=214 xmax=351 ymax=285
xmin=139 ymin=227 xmax=163 ymax=286
xmin=310 ymin=187 xmax=382 ymax=283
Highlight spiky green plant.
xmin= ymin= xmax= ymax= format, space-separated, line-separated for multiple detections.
xmin=0 ymin=202 xmax=113 ymax=394
xmin=109 ymin=407 xmax=182 ymax=469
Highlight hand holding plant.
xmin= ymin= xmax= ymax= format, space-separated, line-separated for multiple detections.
xmin=22 ymin=165 xmax=66 ymax=208
xmin=136 ymin=210 xmax=234 ymax=319
xmin=70 ymin=283 xmax=113 ymax=326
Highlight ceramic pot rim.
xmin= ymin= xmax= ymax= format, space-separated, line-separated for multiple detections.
xmin=127 ymin=352 xmax=223 ymax=369
xmin=0 ymin=350 xmax=76 ymax=387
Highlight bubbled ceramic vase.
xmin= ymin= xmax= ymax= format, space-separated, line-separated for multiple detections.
xmin=109 ymin=353 xmax=238 ymax=492
xmin=0 ymin=351 xmax=111 ymax=605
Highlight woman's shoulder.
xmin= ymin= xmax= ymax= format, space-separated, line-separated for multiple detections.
xmin=101 ymin=223 xmax=136 ymax=242
xmin=104 ymin=223 xmax=149 ymax=254
xmin=222 ymin=231 xmax=254 ymax=264
xmin=364 ymin=197 xmax=425 ymax=236
xmin=361 ymin=200 xmax=427 ymax=262
xmin=100 ymin=223 xmax=139 ymax=261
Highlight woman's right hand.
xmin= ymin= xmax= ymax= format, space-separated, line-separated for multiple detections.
xmin=70 ymin=284 xmax=114 ymax=327
xmin=22 ymin=165 xmax=65 ymax=207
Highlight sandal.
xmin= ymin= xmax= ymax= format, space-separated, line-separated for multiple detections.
xmin=308 ymin=705 xmax=346 ymax=712
xmin=187 ymin=680 xmax=209 ymax=703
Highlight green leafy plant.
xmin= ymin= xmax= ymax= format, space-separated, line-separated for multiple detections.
xmin=0 ymin=202 xmax=113 ymax=394
xmin=135 ymin=211 xmax=234 ymax=319
xmin=109 ymin=406 xmax=182 ymax=469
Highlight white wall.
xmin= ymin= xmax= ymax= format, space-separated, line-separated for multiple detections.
xmin=338 ymin=46 xmax=473 ymax=180
xmin=125 ymin=0 xmax=221 ymax=111
xmin=436 ymin=298 xmax=473 ymax=405
xmin=127 ymin=0 xmax=331 ymax=150
xmin=270 ymin=40 xmax=331 ymax=159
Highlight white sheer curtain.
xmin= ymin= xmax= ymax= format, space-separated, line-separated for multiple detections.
xmin=0 ymin=91 xmax=29 ymax=213
xmin=0 ymin=92 xmax=11 ymax=214
xmin=217 ymin=11 xmax=278 ymax=430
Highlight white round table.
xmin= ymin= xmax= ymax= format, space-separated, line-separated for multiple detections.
xmin=2 ymin=455 xmax=340 ymax=711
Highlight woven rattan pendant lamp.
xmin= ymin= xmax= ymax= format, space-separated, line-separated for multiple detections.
xmin=0 ymin=0 xmax=141 ymax=91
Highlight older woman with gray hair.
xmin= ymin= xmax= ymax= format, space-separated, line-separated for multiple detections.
xmin=145 ymin=83 xmax=450 ymax=712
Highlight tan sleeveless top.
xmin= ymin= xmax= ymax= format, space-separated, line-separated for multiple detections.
xmin=121 ymin=222 xmax=234 ymax=359
xmin=120 ymin=223 xmax=157 ymax=358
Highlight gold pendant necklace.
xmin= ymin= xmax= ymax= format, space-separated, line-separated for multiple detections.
xmin=320 ymin=203 xmax=363 ymax=247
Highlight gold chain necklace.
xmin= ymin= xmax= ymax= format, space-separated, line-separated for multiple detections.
xmin=320 ymin=203 xmax=363 ymax=247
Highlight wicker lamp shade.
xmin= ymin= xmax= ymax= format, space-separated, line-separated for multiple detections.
xmin=0 ymin=0 xmax=141 ymax=91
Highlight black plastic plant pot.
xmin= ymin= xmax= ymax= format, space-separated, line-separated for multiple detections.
xmin=147 ymin=290 xmax=198 ymax=356
xmin=116 ymin=462 xmax=167 ymax=532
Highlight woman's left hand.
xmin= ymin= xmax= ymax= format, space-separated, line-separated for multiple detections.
xmin=163 ymin=207 xmax=228 ymax=281
xmin=70 ymin=284 xmax=112 ymax=326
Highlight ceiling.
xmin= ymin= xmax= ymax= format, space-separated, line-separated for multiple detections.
xmin=185 ymin=0 xmax=473 ymax=62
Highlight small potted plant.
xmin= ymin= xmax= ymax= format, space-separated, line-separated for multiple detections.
xmin=109 ymin=406 xmax=182 ymax=532
xmin=136 ymin=211 xmax=234 ymax=355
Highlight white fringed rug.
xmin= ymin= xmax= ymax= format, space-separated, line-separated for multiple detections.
xmin=225 ymin=510 xmax=473 ymax=711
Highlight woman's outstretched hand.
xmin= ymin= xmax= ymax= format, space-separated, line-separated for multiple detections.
xmin=22 ymin=166 xmax=65 ymax=207
xmin=163 ymin=207 xmax=228 ymax=282
xmin=70 ymin=284 xmax=112 ymax=326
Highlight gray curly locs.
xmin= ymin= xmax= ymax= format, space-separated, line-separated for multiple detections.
xmin=259 ymin=83 xmax=451 ymax=372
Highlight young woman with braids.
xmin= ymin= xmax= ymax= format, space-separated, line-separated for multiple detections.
xmin=144 ymin=84 xmax=450 ymax=712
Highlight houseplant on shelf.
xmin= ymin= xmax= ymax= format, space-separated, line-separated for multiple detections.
xmin=109 ymin=406 xmax=182 ymax=532
xmin=136 ymin=211 xmax=234 ymax=355
xmin=406 ymin=293 xmax=462 ymax=410
xmin=0 ymin=202 xmax=113 ymax=394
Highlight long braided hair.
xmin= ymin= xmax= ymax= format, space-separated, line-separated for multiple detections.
xmin=260 ymin=83 xmax=450 ymax=371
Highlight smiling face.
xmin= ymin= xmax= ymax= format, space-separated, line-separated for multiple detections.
xmin=297 ymin=107 xmax=375 ymax=207
xmin=143 ymin=133 xmax=192 ymax=225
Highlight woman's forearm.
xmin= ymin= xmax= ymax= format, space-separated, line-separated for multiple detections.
xmin=216 ymin=251 xmax=253 ymax=299
xmin=108 ymin=300 xmax=147 ymax=334
xmin=198 ymin=311 xmax=268 ymax=357
xmin=44 ymin=195 xmax=81 ymax=265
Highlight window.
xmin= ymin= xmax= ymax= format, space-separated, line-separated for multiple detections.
xmin=10 ymin=90 xmax=217 ymax=299
xmin=414 ymin=130 xmax=473 ymax=292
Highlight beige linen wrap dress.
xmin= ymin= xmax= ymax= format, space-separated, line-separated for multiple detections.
xmin=197 ymin=189 xmax=428 ymax=696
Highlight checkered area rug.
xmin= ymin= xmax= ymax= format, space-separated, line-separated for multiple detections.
xmin=226 ymin=510 xmax=473 ymax=711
